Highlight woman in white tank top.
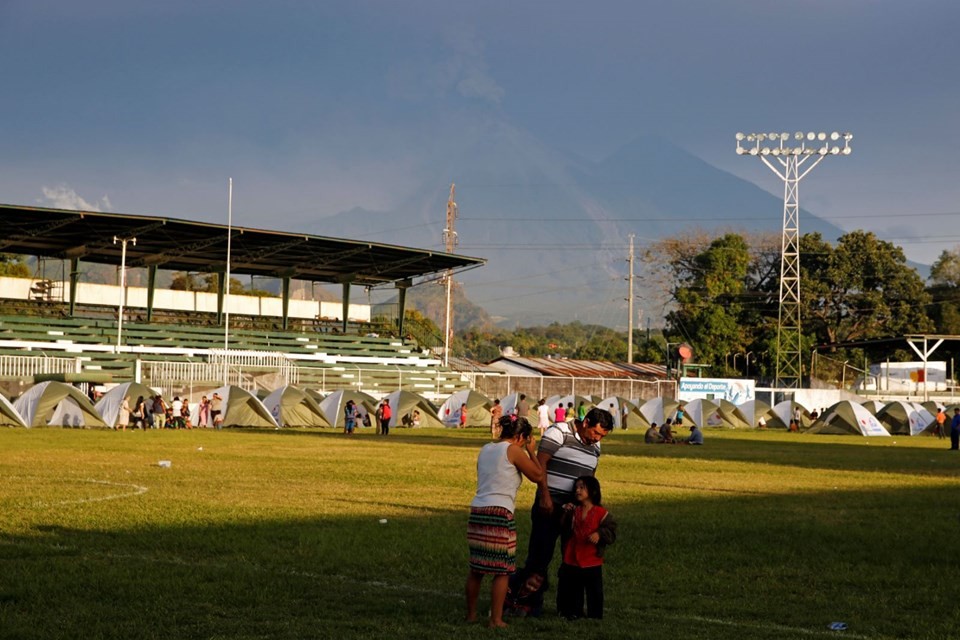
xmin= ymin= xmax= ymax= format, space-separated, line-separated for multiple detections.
xmin=465 ymin=416 xmax=543 ymax=628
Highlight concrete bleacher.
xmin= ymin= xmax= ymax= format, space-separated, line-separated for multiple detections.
xmin=0 ymin=310 xmax=470 ymax=395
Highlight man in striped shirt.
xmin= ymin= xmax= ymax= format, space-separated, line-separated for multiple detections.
xmin=522 ymin=407 xmax=614 ymax=580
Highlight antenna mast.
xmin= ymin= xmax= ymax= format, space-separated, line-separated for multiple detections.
xmin=442 ymin=183 xmax=459 ymax=367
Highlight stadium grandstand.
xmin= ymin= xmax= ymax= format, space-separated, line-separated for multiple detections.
xmin=0 ymin=204 xmax=485 ymax=402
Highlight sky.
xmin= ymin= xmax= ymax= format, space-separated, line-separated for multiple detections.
xmin=2 ymin=0 xmax=959 ymax=296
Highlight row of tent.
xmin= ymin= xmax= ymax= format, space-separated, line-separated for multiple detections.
xmin=0 ymin=381 xmax=951 ymax=436
xmin=435 ymin=393 xmax=952 ymax=438
xmin=0 ymin=381 xmax=458 ymax=430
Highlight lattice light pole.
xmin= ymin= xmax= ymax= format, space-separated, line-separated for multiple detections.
xmin=736 ymin=131 xmax=852 ymax=388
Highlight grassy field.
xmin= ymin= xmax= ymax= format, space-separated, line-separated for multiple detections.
xmin=2 ymin=425 xmax=959 ymax=639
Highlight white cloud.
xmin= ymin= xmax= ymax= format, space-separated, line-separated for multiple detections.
xmin=38 ymin=185 xmax=113 ymax=212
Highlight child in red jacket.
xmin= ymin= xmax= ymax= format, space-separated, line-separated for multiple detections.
xmin=557 ymin=475 xmax=616 ymax=620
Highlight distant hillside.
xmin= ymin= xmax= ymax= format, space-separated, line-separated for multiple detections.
xmin=298 ymin=122 xmax=847 ymax=328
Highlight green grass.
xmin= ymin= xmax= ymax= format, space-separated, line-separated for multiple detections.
xmin=2 ymin=426 xmax=960 ymax=639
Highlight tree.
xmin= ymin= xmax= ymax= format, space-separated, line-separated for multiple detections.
xmin=800 ymin=231 xmax=932 ymax=349
xmin=925 ymin=247 xmax=960 ymax=361
xmin=930 ymin=246 xmax=960 ymax=288
xmin=0 ymin=254 xmax=30 ymax=277
xmin=665 ymin=233 xmax=756 ymax=373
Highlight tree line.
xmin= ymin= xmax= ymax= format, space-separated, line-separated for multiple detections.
xmin=453 ymin=230 xmax=960 ymax=384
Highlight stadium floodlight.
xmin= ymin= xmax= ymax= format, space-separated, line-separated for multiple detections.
xmin=735 ymin=129 xmax=853 ymax=389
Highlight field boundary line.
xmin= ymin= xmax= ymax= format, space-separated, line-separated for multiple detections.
xmin=28 ymin=478 xmax=149 ymax=507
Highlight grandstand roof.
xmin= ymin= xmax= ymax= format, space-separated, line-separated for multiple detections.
xmin=0 ymin=203 xmax=484 ymax=287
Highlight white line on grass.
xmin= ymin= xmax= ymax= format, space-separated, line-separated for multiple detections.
xmin=32 ymin=479 xmax=148 ymax=507
xmin=669 ymin=614 xmax=875 ymax=639
xmin=0 ymin=543 xmax=883 ymax=639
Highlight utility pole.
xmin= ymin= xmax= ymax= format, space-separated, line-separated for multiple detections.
xmin=442 ymin=183 xmax=458 ymax=367
xmin=626 ymin=234 xmax=635 ymax=364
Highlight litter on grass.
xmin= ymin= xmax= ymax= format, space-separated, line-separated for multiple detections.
xmin=157 ymin=460 xmax=172 ymax=468
xmin=828 ymin=622 xmax=848 ymax=631
xmin=378 ymin=519 xmax=388 ymax=524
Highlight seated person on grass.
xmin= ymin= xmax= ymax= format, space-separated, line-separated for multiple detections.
xmin=659 ymin=419 xmax=675 ymax=444
xmin=685 ymin=424 xmax=703 ymax=445
xmin=504 ymin=568 xmax=548 ymax=618
xmin=644 ymin=422 xmax=663 ymax=444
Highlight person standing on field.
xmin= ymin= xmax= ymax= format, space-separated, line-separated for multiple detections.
xmin=520 ymin=407 xmax=614 ymax=604
xmin=466 ymin=417 xmax=543 ymax=628
xmin=950 ymin=408 xmax=960 ymax=450
xmin=210 ymin=393 xmax=223 ymax=428
xmin=118 ymin=396 xmax=131 ymax=431
xmin=934 ymin=407 xmax=946 ymax=439
xmin=380 ymin=399 xmax=392 ymax=436
xmin=490 ymin=399 xmax=503 ymax=439
xmin=516 ymin=394 xmax=529 ymax=422
xmin=537 ymin=399 xmax=551 ymax=436
xmin=343 ymin=400 xmax=358 ymax=435
xmin=375 ymin=399 xmax=386 ymax=435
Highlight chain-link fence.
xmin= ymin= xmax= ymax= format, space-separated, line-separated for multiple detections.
xmin=810 ymin=352 xmax=870 ymax=391
xmin=462 ymin=373 xmax=676 ymax=402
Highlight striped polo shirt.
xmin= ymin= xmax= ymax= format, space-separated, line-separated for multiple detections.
xmin=539 ymin=421 xmax=601 ymax=504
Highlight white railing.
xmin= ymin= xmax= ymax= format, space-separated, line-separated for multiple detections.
xmin=0 ymin=354 xmax=79 ymax=378
xmin=142 ymin=351 xmax=300 ymax=398
xmin=208 ymin=350 xmax=299 ymax=386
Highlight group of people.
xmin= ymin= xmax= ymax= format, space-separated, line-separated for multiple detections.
xmin=342 ymin=398 xmax=423 ymax=434
xmin=643 ymin=418 xmax=702 ymax=445
xmin=116 ymin=392 xmax=223 ymax=430
xmin=534 ymin=398 xmax=589 ymax=436
xmin=466 ymin=406 xmax=616 ymax=627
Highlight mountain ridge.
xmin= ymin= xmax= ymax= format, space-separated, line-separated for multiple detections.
xmin=307 ymin=122 xmax=848 ymax=328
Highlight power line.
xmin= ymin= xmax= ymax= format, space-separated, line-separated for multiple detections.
xmin=460 ymin=211 xmax=960 ymax=223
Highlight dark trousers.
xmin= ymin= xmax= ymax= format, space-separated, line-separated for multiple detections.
xmin=523 ymin=493 xmax=565 ymax=575
xmin=381 ymin=418 xmax=390 ymax=436
xmin=951 ymin=428 xmax=959 ymax=450
xmin=557 ymin=563 xmax=603 ymax=619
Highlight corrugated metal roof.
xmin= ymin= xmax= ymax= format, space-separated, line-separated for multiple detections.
xmin=616 ymin=362 xmax=669 ymax=378
xmin=490 ymin=356 xmax=666 ymax=380
xmin=447 ymin=356 xmax=504 ymax=373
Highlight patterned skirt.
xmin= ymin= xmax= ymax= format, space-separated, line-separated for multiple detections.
xmin=467 ymin=506 xmax=516 ymax=575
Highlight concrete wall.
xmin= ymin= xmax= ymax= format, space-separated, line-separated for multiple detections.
xmin=0 ymin=276 xmax=370 ymax=322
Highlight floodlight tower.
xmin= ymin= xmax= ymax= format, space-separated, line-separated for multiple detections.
xmin=735 ymin=131 xmax=852 ymax=388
